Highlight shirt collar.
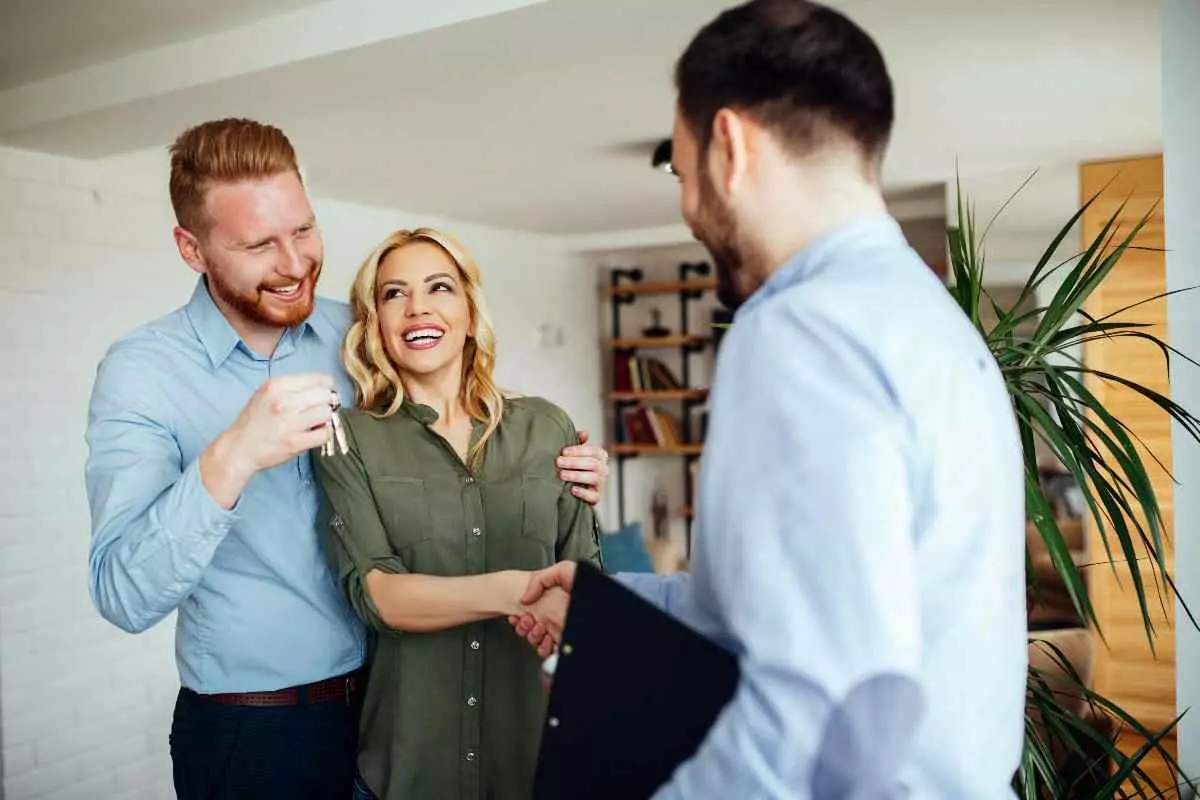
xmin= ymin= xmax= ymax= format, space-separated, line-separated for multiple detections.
xmin=401 ymin=398 xmax=441 ymax=426
xmin=302 ymin=297 xmax=341 ymax=347
xmin=185 ymin=278 xmax=241 ymax=369
xmin=400 ymin=397 xmax=487 ymax=433
xmin=738 ymin=213 xmax=906 ymax=318
xmin=185 ymin=276 xmax=334 ymax=368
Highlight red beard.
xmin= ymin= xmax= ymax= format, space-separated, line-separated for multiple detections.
xmin=208 ymin=262 xmax=322 ymax=328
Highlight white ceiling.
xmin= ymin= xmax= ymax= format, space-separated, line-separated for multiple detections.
xmin=0 ymin=0 xmax=328 ymax=90
xmin=0 ymin=0 xmax=1162 ymax=237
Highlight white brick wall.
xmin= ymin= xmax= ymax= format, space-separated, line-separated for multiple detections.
xmin=0 ymin=143 xmax=601 ymax=799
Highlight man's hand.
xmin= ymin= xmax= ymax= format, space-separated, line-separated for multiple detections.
xmin=507 ymin=561 xmax=578 ymax=655
xmin=201 ymin=373 xmax=336 ymax=508
xmin=522 ymin=561 xmax=578 ymax=603
xmin=520 ymin=586 xmax=570 ymax=658
xmin=557 ymin=430 xmax=609 ymax=506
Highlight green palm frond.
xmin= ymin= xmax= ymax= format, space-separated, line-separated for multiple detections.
xmin=950 ymin=173 xmax=1200 ymax=798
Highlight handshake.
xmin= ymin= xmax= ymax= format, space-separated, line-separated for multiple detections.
xmin=507 ymin=561 xmax=580 ymax=658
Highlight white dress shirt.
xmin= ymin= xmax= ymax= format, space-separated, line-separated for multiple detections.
xmin=618 ymin=214 xmax=1027 ymax=799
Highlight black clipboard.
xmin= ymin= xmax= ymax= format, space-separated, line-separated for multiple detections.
xmin=533 ymin=561 xmax=740 ymax=799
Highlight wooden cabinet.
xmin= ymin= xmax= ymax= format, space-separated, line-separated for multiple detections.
xmin=1080 ymin=155 xmax=1177 ymax=784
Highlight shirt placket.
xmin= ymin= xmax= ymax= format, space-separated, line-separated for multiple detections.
xmin=461 ymin=471 xmax=485 ymax=797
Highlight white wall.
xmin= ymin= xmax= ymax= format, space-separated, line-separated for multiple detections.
xmin=0 ymin=143 xmax=600 ymax=800
xmin=1164 ymin=0 xmax=1200 ymax=789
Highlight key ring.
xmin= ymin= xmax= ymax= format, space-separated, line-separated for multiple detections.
xmin=322 ymin=390 xmax=350 ymax=457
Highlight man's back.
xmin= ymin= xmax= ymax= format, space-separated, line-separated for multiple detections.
xmin=689 ymin=215 xmax=1026 ymax=797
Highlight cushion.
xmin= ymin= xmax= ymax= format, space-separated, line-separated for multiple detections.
xmin=599 ymin=522 xmax=656 ymax=573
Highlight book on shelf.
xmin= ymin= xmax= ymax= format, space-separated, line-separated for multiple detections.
xmin=623 ymin=406 xmax=658 ymax=445
xmin=615 ymin=355 xmax=685 ymax=393
xmin=621 ymin=405 xmax=686 ymax=447
xmin=613 ymin=353 xmax=633 ymax=392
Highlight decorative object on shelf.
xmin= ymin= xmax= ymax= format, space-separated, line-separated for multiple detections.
xmin=642 ymin=307 xmax=672 ymax=338
xmin=1037 ymin=464 xmax=1084 ymax=520
xmin=650 ymin=488 xmax=669 ymax=540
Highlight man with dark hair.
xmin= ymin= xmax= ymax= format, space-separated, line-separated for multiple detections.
xmin=517 ymin=1 xmax=1027 ymax=796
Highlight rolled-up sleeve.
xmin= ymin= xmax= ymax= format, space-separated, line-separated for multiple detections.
xmin=313 ymin=416 xmax=409 ymax=634
xmin=86 ymin=345 xmax=238 ymax=634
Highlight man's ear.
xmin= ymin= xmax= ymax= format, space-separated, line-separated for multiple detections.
xmin=709 ymin=108 xmax=751 ymax=199
xmin=174 ymin=226 xmax=206 ymax=276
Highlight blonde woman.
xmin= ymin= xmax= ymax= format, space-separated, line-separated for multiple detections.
xmin=313 ymin=228 xmax=601 ymax=800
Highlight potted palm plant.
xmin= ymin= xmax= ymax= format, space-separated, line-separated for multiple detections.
xmin=947 ymin=176 xmax=1200 ymax=798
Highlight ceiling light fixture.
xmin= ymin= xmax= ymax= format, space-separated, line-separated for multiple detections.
xmin=651 ymin=139 xmax=674 ymax=175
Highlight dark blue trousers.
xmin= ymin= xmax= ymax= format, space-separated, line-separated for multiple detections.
xmin=170 ymin=686 xmax=360 ymax=799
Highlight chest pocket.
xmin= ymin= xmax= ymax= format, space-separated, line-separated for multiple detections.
xmin=371 ymin=476 xmax=433 ymax=551
xmin=521 ymin=475 xmax=561 ymax=554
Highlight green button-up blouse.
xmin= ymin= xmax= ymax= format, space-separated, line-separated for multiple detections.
xmin=314 ymin=395 xmax=601 ymax=800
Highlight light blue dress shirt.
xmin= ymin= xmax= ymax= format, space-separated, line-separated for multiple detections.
xmin=86 ymin=278 xmax=366 ymax=693
xmin=618 ymin=215 xmax=1027 ymax=798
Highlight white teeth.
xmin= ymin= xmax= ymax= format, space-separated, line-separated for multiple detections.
xmin=404 ymin=329 xmax=445 ymax=343
xmin=269 ymin=284 xmax=300 ymax=295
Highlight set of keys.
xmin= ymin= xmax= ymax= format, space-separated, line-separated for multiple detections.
xmin=322 ymin=391 xmax=349 ymax=457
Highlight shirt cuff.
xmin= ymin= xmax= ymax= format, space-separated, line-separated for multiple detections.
xmin=179 ymin=457 xmax=239 ymax=536
xmin=612 ymin=572 xmax=666 ymax=608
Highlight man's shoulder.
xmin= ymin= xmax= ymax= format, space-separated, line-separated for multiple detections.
xmin=90 ymin=304 xmax=205 ymax=416
xmin=741 ymin=252 xmax=1002 ymax=424
xmin=101 ymin=304 xmax=196 ymax=368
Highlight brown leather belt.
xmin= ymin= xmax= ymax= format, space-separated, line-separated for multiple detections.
xmin=202 ymin=670 xmax=363 ymax=707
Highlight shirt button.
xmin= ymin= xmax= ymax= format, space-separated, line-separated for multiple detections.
xmin=467 ymin=696 xmax=478 ymax=707
xmin=472 ymin=527 xmax=481 ymax=537
xmin=470 ymin=640 xmax=481 ymax=650
xmin=466 ymin=750 xmax=477 ymax=762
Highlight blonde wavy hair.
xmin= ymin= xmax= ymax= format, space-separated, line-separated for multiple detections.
xmin=343 ymin=228 xmax=504 ymax=470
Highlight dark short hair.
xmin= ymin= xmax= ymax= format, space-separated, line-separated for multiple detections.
xmin=675 ymin=0 xmax=894 ymax=168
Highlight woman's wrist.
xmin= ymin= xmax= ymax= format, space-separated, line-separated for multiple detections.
xmin=487 ymin=570 xmax=530 ymax=617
